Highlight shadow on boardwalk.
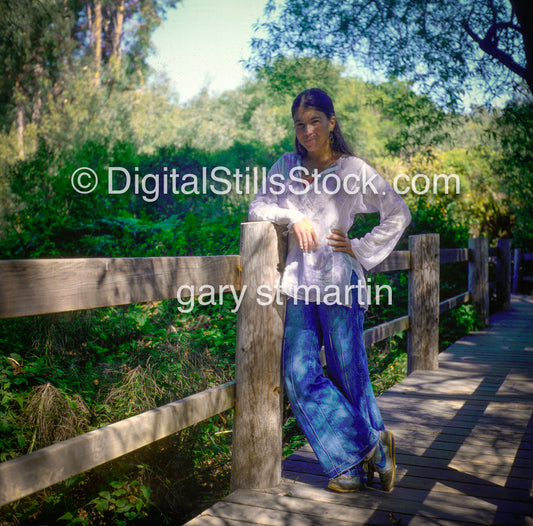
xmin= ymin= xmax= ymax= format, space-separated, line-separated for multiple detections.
xmin=186 ymin=294 xmax=533 ymax=526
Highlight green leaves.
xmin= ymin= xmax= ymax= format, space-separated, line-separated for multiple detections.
xmin=247 ymin=0 xmax=529 ymax=107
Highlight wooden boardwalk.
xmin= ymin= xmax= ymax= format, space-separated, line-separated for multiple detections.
xmin=185 ymin=294 xmax=533 ymax=526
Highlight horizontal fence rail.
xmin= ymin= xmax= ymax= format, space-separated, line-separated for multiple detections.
xmin=0 ymin=255 xmax=241 ymax=319
xmin=364 ymin=315 xmax=410 ymax=348
xmin=0 ymin=382 xmax=235 ymax=507
xmin=368 ymin=251 xmax=410 ymax=273
xmin=439 ymin=291 xmax=471 ymax=314
xmin=0 ymin=225 xmax=512 ymax=506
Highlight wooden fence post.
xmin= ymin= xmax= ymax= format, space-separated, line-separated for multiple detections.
xmin=407 ymin=234 xmax=440 ymax=373
xmin=496 ymin=238 xmax=512 ymax=311
xmin=468 ymin=237 xmax=489 ymax=327
xmin=512 ymin=248 xmax=523 ymax=293
xmin=231 ymin=222 xmax=285 ymax=491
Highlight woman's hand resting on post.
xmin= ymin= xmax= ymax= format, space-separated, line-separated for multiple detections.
xmin=292 ymin=217 xmax=319 ymax=252
xmin=327 ymin=229 xmax=356 ymax=259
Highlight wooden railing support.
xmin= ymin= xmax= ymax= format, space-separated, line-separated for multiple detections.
xmin=407 ymin=234 xmax=440 ymax=373
xmin=495 ymin=239 xmax=512 ymax=311
xmin=469 ymin=237 xmax=489 ymax=327
xmin=512 ymin=248 xmax=523 ymax=293
xmin=231 ymin=222 xmax=285 ymax=491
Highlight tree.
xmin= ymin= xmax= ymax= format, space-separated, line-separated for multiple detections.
xmin=0 ymin=0 xmax=181 ymax=157
xmin=491 ymin=102 xmax=533 ymax=248
xmin=79 ymin=0 xmax=181 ymax=84
xmin=0 ymin=0 xmax=76 ymax=156
xmin=248 ymin=0 xmax=533 ymax=107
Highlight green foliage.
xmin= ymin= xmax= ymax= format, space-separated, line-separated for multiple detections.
xmin=490 ymin=100 xmax=533 ymax=249
xmin=440 ymin=304 xmax=483 ymax=350
xmin=282 ymin=416 xmax=308 ymax=458
xmin=0 ymin=24 xmax=525 ymax=523
xmin=0 ymin=298 xmax=237 ymax=524
xmin=56 ymin=479 xmax=152 ymax=526
xmin=0 ymin=0 xmax=182 ymax=136
xmin=256 ymin=56 xmax=344 ymax=100
xmin=368 ymin=334 xmax=408 ymax=395
xmin=248 ymin=0 xmax=530 ymax=107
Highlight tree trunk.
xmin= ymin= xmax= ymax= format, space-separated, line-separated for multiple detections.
xmin=31 ymin=62 xmax=44 ymax=124
xmin=14 ymin=78 xmax=25 ymax=158
xmin=512 ymin=0 xmax=533 ymax=95
xmin=111 ymin=0 xmax=124 ymax=67
xmin=31 ymin=96 xmax=42 ymax=124
xmin=17 ymin=103 xmax=25 ymax=159
xmin=93 ymin=1 xmax=102 ymax=86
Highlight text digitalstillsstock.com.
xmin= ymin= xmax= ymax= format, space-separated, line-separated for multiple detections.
xmin=175 ymin=282 xmax=394 ymax=313
xmin=71 ymin=165 xmax=461 ymax=200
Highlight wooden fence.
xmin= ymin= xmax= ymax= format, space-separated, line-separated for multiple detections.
xmin=0 ymin=224 xmax=512 ymax=507
xmin=512 ymin=248 xmax=533 ymax=293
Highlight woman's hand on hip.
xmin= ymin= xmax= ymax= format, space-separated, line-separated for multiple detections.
xmin=327 ymin=229 xmax=356 ymax=259
xmin=292 ymin=217 xmax=319 ymax=252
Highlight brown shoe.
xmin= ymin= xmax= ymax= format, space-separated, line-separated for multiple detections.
xmin=371 ymin=430 xmax=396 ymax=492
xmin=328 ymin=463 xmax=367 ymax=493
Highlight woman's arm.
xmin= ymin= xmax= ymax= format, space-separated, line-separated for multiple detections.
xmin=248 ymin=157 xmax=305 ymax=227
xmin=249 ymin=156 xmax=320 ymax=251
xmin=344 ymin=160 xmax=411 ymax=270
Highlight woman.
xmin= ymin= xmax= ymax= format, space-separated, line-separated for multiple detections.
xmin=249 ymin=88 xmax=411 ymax=492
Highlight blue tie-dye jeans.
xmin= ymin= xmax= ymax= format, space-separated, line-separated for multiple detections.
xmin=282 ymin=291 xmax=384 ymax=479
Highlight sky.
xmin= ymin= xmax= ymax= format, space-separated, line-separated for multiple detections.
xmin=147 ymin=0 xmax=269 ymax=103
xmin=146 ymin=0 xmax=509 ymax=110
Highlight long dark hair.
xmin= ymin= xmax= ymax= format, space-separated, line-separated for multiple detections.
xmin=291 ymin=88 xmax=354 ymax=158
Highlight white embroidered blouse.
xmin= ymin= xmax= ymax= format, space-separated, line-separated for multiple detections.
xmin=248 ymin=152 xmax=411 ymax=308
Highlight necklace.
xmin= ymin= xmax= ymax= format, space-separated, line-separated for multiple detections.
xmin=303 ymin=153 xmax=338 ymax=177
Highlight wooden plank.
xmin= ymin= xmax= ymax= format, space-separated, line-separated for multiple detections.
xmin=188 ymin=496 xmax=366 ymax=526
xmin=378 ymin=397 xmax=533 ymax=419
xmin=279 ymin=469 xmax=533 ymax=524
xmin=385 ymin=380 xmax=533 ymax=399
xmin=438 ymin=361 xmax=531 ymax=376
xmin=393 ymin=437 xmax=530 ymax=462
xmin=289 ymin=440 xmax=532 ymax=475
xmin=439 ymin=291 xmax=470 ymax=313
xmin=440 ymin=248 xmax=469 ymax=264
xmin=0 ymin=255 xmax=241 ymax=318
xmin=381 ymin=417 xmax=533 ymax=439
xmin=383 ymin=371 xmax=533 ymax=392
xmin=372 ymin=414 xmax=531 ymax=436
xmin=279 ymin=463 xmax=533 ymax=514
xmin=223 ymin=488 xmax=411 ymax=525
xmin=259 ymin=479 xmax=528 ymax=526
xmin=396 ymin=478 xmax=533 ymax=515
xmin=408 ymin=234 xmax=440 ymax=371
xmin=368 ymin=250 xmax=410 ymax=273
xmin=185 ymin=516 xmax=263 ymax=526
xmin=301 ymin=419 xmax=532 ymax=454
xmin=231 ymin=222 xmax=284 ymax=491
xmin=291 ymin=445 xmax=533 ymax=477
xmin=0 ymin=381 xmax=235 ymax=507
xmin=384 ymin=414 xmax=533 ymax=437
xmin=382 ymin=388 xmax=531 ymax=405
xmin=363 ymin=315 xmax=409 ymax=347
xmin=393 ymin=369 xmax=533 ymax=389
xmin=278 ymin=465 xmax=531 ymax=524
xmin=398 ymin=456 xmax=532 ymax=483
